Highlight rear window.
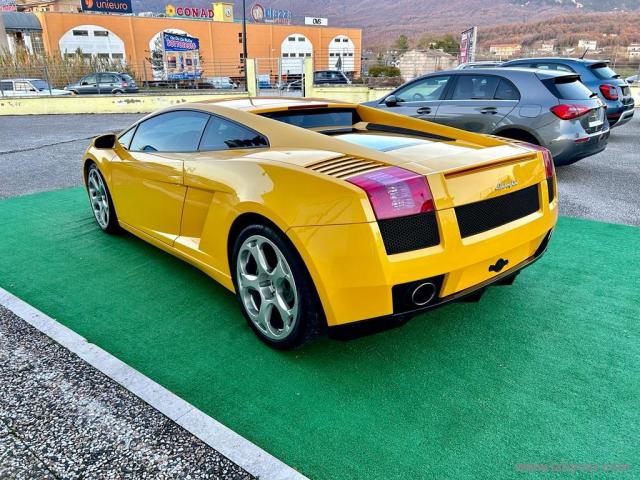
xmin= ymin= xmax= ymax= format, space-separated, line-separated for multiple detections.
xmin=260 ymin=108 xmax=360 ymax=129
xmin=588 ymin=62 xmax=619 ymax=80
xmin=542 ymin=77 xmax=594 ymax=100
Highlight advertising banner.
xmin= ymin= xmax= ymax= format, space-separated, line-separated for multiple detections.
xmin=80 ymin=0 xmax=133 ymax=14
xmin=162 ymin=32 xmax=202 ymax=81
xmin=460 ymin=26 xmax=477 ymax=64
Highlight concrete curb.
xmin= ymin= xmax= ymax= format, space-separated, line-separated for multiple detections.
xmin=0 ymin=286 xmax=308 ymax=480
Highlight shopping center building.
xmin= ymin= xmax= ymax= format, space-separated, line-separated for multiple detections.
xmin=1 ymin=1 xmax=362 ymax=82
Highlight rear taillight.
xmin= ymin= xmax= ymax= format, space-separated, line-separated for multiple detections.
xmin=550 ymin=104 xmax=591 ymax=120
xmin=121 ymin=81 xmax=128 ymax=87
xmin=599 ymin=84 xmax=618 ymax=101
xmin=347 ymin=166 xmax=434 ymax=220
xmin=540 ymin=147 xmax=554 ymax=179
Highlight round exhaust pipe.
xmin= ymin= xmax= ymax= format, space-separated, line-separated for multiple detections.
xmin=411 ymin=282 xmax=436 ymax=306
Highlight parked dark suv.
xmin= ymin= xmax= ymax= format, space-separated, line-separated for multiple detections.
xmin=500 ymin=58 xmax=634 ymax=127
xmin=313 ymin=70 xmax=351 ymax=85
xmin=364 ymin=68 xmax=609 ymax=166
xmin=65 ymin=72 xmax=139 ymax=95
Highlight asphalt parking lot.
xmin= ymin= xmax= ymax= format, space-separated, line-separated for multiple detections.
xmin=1 ymin=113 xmax=638 ymax=225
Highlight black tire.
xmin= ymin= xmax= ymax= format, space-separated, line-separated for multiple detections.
xmin=86 ymin=163 xmax=120 ymax=234
xmin=231 ymin=223 xmax=325 ymax=349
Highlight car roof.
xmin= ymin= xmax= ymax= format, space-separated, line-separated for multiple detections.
xmin=195 ymin=97 xmax=352 ymax=113
xmin=1 ymin=78 xmax=44 ymax=81
xmin=417 ymin=67 xmax=576 ymax=79
xmin=503 ymin=57 xmax=608 ymax=65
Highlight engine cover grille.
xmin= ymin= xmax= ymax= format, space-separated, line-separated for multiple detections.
xmin=378 ymin=212 xmax=440 ymax=255
xmin=307 ymin=155 xmax=384 ymax=179
xmin=455 ymin=184 xmax=540 ymax=238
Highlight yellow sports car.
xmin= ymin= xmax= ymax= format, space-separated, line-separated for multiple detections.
xmin=84 ymin=98 xmax=557 ymax=348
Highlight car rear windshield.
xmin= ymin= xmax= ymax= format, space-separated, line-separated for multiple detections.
xmin=588 ymin=62 xmax=619 ymax=80
xmin=260 ymin=108 xmax=360 ymax=129
xmin=542 ymin=76 xmax=594 ymax=100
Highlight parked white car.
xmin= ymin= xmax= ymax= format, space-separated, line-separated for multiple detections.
xmin=204 ymin=76 xmax=237 ymax=89
xmin=0 ymin=78 xmax=71 ymax=97
xmin=626 ymin=75 xmax=638 ymax=85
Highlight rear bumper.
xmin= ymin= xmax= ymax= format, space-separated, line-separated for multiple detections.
xmin=608 ymin=105 xmax=635 ymax=128
xmin=330 ymin=229 xmax=553 ymax=337
xmin=288 ymin=180 xmax=558 ymax=327
xmin=550 ymin=126 xmax=610 ymax=166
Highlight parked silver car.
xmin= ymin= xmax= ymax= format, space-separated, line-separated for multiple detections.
xmin=363 ymin=68 xmax=609 ymax=165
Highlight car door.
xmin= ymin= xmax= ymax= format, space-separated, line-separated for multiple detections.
xmin=377 ymin=75 xmax=452 ymax=121
xmin=110 ymin=110 xmax=210 ymax=244
xmin=78 ymin=74 xmax=98 ymax=94
xmin=99 ymin=73 xmax=119 ymax=93
xmin=434 ymin=74 xmax=519 ymax=133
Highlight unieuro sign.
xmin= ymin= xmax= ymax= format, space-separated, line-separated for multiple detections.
xmin=81 ymin=0 xmax=132 ymax=14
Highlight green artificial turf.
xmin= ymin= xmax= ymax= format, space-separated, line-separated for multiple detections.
xmin=1 ymin=187 xmax=638 ymax=479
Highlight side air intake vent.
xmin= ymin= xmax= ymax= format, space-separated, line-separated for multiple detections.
xmin=307 ymin=156 xmax=385 ymax=179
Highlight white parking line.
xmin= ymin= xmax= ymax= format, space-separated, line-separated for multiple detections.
xmin=0 ymin=287 xmax=308 ymax=480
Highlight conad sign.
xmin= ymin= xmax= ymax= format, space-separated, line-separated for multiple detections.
xmin=165 ymin=4 xmax=214 ymax=19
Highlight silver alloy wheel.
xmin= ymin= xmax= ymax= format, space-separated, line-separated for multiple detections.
xmin=88 ymin=168 xmax=109 ymax=229
xmin=236 ymin=234 xmax=299 ymax=341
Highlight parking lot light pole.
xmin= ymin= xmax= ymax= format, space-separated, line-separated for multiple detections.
xmin=242 ymin=0 xmax=248 ymax=92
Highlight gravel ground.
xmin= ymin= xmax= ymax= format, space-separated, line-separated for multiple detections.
xmin=0 ymin=306 xmax=254 ymax=480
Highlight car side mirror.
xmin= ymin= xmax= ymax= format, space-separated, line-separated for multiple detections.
xmin=94 ymin=133 xmax=117 ymax=149
xmin=384 ymin=95 xmax=398 ymax=107
xmin=81 ymin=81 xmax=89 ymax=86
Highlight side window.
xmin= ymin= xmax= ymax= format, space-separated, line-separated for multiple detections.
xmin=394 ymin=76 xmax=450 ymax=102
xmin=118 ymin=126 xmax=136 ymax=149
xmin=83 ymin=74 xmax=97 ymax=85
xmin=101 ymin=74 xmax=118 ymax=83
xmin=14 ymin=81 xmax=33 ymax=92
xmin=535 ymin=63 xmax=575 ymax=73
xmin=494 ymin=79 xmax=520 ymax=100
xmin=0 ymin=81 xmax=13 ymax=91
xmin=199 ymin=116 xmax=268 ymax=151
xmin=451 ymin=75 xmax=499 ymax=100
xmin=129 ymin=111 xmax=209 ymax=152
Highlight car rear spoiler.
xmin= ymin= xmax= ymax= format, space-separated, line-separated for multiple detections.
xmin=551 ymin=74 xmax=582 ymax=84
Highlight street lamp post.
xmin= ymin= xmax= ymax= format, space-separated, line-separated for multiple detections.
xmin=242 ymin=0 xmax=249 ymax=92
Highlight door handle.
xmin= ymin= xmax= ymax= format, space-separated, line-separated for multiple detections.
xmin=416 ymin=106 xmax=431 ymax=115
xmin=480 ymin=107 xmax=498 ymax=115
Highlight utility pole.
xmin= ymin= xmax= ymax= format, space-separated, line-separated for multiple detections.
xmin=242 ymin=0 xmax=249 ymax=92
